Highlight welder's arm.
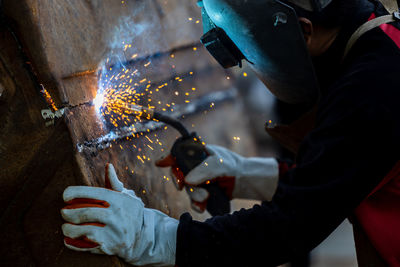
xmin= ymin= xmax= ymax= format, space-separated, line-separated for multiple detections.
xmin=157 ymin=144 xmax=279 ymax=207
xmin=175 ymin=101 xmax=397 ymax=266
xmin=186 ymin=145 xmax=279 ymax=201
xmin=61 ymin=164 xmax=177 ymax=266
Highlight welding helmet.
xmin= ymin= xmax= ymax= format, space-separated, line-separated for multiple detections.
xmin=199 ymin=0 xmax=333 ymax=105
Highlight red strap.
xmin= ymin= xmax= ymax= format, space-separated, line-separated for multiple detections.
xmin=355 ymin=160 xmax=400 ymax=265
xmin=278 ymin=162 xmax=296 ymax=179
xmin=369 ymin=13 xmax=400 ymax=48
xmin=367 ymin=161 xmax=400 ymax=197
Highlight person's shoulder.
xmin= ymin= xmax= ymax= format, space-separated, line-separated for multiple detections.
xmin=315 ymin=26 xmax=400 ymax=137
xmin=327 ymin=27 xmax=400 ymax=104
xmin=342 ymin=26 xmax=400 ymax=89
xmin=318 ymin=27 xmax=400 ymax=122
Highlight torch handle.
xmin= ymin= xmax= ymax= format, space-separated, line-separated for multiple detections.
xmin=121 ymin=107 xmax=230 ymax=215
xmin=171 ymin=134 xmax=230 ymax=216
xmin=201 ymin=183 xmax=231 ymax=216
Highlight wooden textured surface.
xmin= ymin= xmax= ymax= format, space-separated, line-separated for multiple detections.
xmin=0 ymin=25 xmax=51 ymax=217
xmin=0 ymin=23 xmax=98 ymax=266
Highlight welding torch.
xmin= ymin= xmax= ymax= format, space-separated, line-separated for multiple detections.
xmin=121 ymin=103 xmax=230 ymax=216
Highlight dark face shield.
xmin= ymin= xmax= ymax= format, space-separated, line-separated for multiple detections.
xmin=199 ymin=3 xmax=246 ymax=68
xmin=201 ymin=27 xmax=245 ymax=68
xmin=199 ymin=0 xmax=320 ymax=106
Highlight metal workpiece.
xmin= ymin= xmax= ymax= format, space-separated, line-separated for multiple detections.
xmin=41 ymin=108 xmax=65 ymax=127
xmin=124 ymin=103 xmax=155 ymax=120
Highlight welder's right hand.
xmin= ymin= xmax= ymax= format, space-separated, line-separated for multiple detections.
xmin=156 ymin=144 xmax=280 ymax=212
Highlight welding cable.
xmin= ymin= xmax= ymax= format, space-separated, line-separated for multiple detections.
xmin=153 ymin=112 xmax=190 ymax=138
xmin=118 ymin=103 xmax=190 ymax=137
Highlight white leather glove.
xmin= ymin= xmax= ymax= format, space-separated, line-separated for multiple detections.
xmin=61 ymin=163 xmax=178 ymax=266
xmin=157 ymin=144 xmax=279 ymax=212
xmin=186 ymin=145 xmax=279 ymax=202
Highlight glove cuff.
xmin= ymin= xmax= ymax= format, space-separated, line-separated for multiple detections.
xmin=233 ymin=157 xmax=279 ymax=201
xmin=126 ymin=208 xmax=178 ymax=267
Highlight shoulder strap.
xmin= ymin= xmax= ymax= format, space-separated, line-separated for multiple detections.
xmin=380 ymin=0 xmax=399 ymax=14
xmin=343 ymin=0 xmax=400 ymax=60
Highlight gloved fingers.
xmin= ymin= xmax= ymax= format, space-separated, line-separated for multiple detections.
xmin=64 ymin=186 xmax=106 ymax=202
xmin=105 ymin=164 xmax=138 ymax=197
xmin=63 ymin=186 xmax=124 ymax=205
xmin=204 ymin=144 xmax=219 ymax=156
xmin=62 ymin=223 xmax=107 ymax=253
xmin=121 ymin=188 xmax=137 ymax=197
xmin=171 ymin=166 xmax=185 ymax=190
xmin=63 ymin=198 xmax=110 ymax=209
xmin=155 ymin=154 xmax=176 ymax=167
xmin=63 ymin=186 xmax=144 ymax=210
xmin=185 ymin=155 xmax=227 ymax=185
xmin=64 ymin=235 xmax=101 ymax=250
xmin=105 ymin=163 xmax=124 ymax=192
xmin=61 ymin=207 xmax=111 ymax=225
xmin=62 ymin=223 xmax=104 ymax=241
xmin=206 ymin=144 xmax=242 ymax=160
xmin=156 ymin=155 xmax=185 ymax=190
xmin=185 ymin=186 xmax=209 ymax=203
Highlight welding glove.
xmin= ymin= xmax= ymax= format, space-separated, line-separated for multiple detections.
xmin=61 ymin=163 xmax=178 ymax=266
xmin=156 ymin=144 xmax=279 ymax=212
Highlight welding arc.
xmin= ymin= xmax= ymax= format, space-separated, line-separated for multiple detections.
xmin=153 ymin=112 xmax=190 ymax=138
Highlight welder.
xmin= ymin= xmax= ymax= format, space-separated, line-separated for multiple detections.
xmin=60 ymin=0 xmax=400 ymax=266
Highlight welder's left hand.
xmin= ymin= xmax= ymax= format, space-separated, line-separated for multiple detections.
xmin=156 ymin=144 xmax=279 ymax=213
xmin=61 ymin=163 xmax=178 ymax=266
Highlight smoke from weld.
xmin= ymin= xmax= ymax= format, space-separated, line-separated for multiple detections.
xmin=102 ymin=1 xmax=164 ymax=72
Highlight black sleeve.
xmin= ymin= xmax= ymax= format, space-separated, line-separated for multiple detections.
xmin=175 ymin=84 xmax=398 ymax=267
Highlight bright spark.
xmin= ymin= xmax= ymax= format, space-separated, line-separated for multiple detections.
xmin=94 ymin=40 xmax=205 ymax=167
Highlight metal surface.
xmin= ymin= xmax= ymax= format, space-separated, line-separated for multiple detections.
xmin=41 ymin=108 xmax=65 ymax=127
xmin=120 ymin=103 xmax=155 ymax=120
xmin=77 ymin=88 xmax=237 ymax=153
xmin=201 ymin=0 xmax=319 ymax=105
